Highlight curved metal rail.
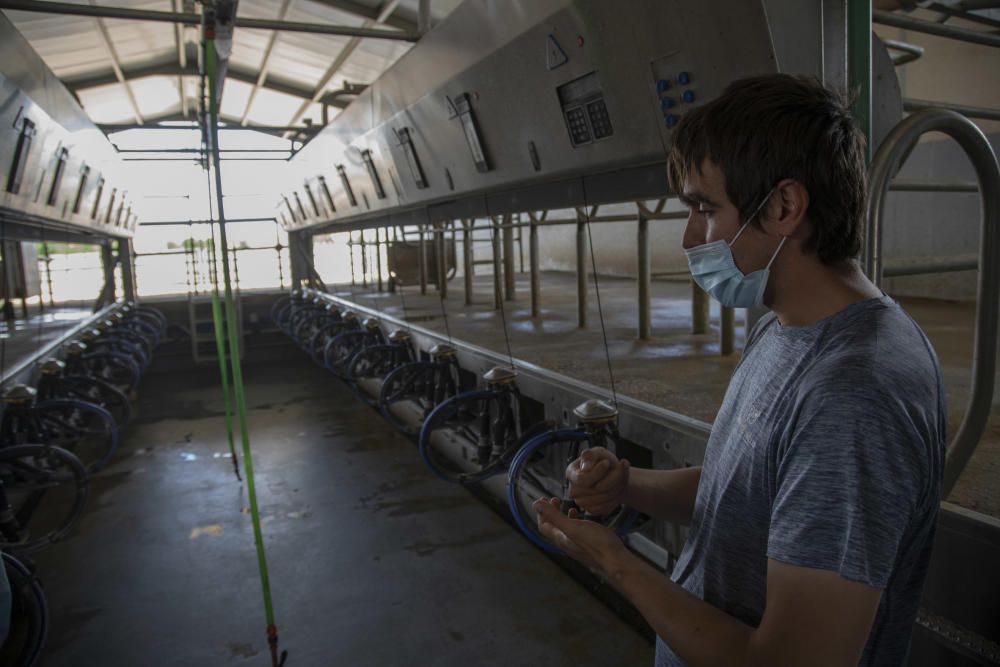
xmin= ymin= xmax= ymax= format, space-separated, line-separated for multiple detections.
xmin=865 ymin=108 xmax=1000 ymax=496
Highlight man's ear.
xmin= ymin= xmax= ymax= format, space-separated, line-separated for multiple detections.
xmin=768 ymin=178 xmax=809 ymax=239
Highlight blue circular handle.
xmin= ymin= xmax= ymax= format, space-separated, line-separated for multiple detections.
xmin=677 ymin=71 xmax=691 ymax=85
xmin=682 ymin=89 xmax=695 ymax=104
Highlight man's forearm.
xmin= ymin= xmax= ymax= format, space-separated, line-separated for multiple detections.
xmin=606 ymin=549 xmax=756 ymax=667
xmin=624 ymin=466 xmax=701 ymax=525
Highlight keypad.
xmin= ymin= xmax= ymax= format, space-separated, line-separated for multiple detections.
xmin=565 ymin=107 xmax=592 ymax=145
xmin=587 ymin=99 xmax=614 ymax=140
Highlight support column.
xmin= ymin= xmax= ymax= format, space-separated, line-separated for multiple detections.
xmin=97 ymin=241 xmax=117 ymax=309
xmin=288 ymin=230 xmax=314 ymax=289
xmin=119 ymin=238 xmax=137 ymax=302
xmin=462 ymin=219 xmax=473 ymax=305
xmin=492 ymin=217 xmax=503 ymax=310
xmin=721 ymin=306 xmax=735 ymax=355
xmin=529 ymin=216 xmax=540 ymax=317
xmin=637 ymin=213 xmax=651 ymax=340
xmin=691 ymin=280 xmax=709 ymax=334
xmin=375 ymin=226 xmax=383 ymax=292
xmin=503 ymin=213 xmax=515 ymax=301
xmin=418 ymin=224 xmax=428 ymax=295
xmin=359 ymin=230 xmax=368 ymax=287
xmin=576 ymin=217 xmax=588 ymax=328
xmin=348 ymin=234 xmax=356 ymax=286
xmin=435 ymin=223 xmax=447 ymax=299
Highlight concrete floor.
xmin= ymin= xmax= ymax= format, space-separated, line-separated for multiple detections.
xmin=336 ymin=270 xmax=999 ymax=518
xmin=31 ymin=354 xmax=653 ymax=666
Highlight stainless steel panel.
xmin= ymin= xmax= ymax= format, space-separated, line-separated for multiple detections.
xmin=0 ymin=14 xmax=135 ymax=238
xmin=279 ymin=0 xmax=866 ymax=233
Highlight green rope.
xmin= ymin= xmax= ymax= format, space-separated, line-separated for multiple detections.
xmin=204 ymin=174 xmax=241 ymax=481
xmin=206 ymin=36 xmax=281 ymax=663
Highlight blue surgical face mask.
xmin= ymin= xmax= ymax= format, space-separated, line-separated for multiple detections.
xmin=684 ymin=189 xmax=786 ymax=308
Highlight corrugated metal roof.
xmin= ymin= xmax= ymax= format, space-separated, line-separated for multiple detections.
xmin=3 ymin=0 xmax=463 ymax=129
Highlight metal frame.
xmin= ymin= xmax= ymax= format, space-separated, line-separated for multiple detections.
xmin=866 ymin=108 xmax=1000 ymax=497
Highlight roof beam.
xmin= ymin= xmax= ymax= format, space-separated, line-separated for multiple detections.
xmin=0 ymin=0 xmax=418 ymax=40
xmin=240 ymin=0 xmax=295 ymax=126
xmin=286 ymin=0 xmax=402 ymax=128
xmin=303 ymin=0 xmax=415 ymax=33
xmin=88 ymin=0 xmax=144 ymax=124
xmin=62 ymin=60 xmax=354 ymax=109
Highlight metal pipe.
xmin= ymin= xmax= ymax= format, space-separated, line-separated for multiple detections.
xmin=139 ymin=217 xmax=277 ymax=225
xmin=576 ymin=218 xmax=588 ymax=328
xmin=866 ymin=108 xmax=1000 ymax=497
xmin=418 ymin=0 xmax=431 ymax=35
xmin=874 ymin=9 xmax=1000 ymax=49
xmin=691 ymin=281 xmax=708 ymax=334
xmin=720 ymin=306 xmax=735 ymax=356
xmin=492 ymin=218 xmax=503 ymax=310
xmin=883 ymin=254 xmax=978 ymax=277
xmin=435 ymin=223 xmax=447 ymax=299
xmin=903 ymin=98 xmax=1000 ymax=122
xmin=376 ymin=225 xmax=384 ymax=292
xmin=882 ymin=38 xmax=925 ymax=66
xmin=0 ymin=0 xmax=419 ymax=40
xmin=849 ymin=0 xmax=872 ymax=162
xmin=503 ymin=213 xmax=515 ymax=301
xmin=462 ymin=219 xmax=473 ymax=305
xmin=637 ymin=213 xmax=651 ymax=340
xmin=530 ymin=214 xmax=541 ymax=318
xmin=889 ymin=179 xmax=979 ymax=193
xmin=418 ymin=225 xmax=427 ymax=295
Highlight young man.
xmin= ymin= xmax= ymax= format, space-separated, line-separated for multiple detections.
xmin=533 ymin=74 xmax=945 ymax=666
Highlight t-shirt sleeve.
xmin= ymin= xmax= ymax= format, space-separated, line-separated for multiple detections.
xmin=767 ymin=379 xmax=927 ymax=589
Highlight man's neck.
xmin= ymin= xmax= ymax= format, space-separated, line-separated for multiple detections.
xmin=770 ymin=258 xmax=883 ymax=327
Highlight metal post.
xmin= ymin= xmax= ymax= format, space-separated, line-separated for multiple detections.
xmin=375 ymin=226 xmax=384 ymax=292
xmin=503 ymin=213 xmax=515 ymax=301
xmin=288 ymin=230 xmax=312 ymax=288
xmin=347 ymin=234 xmax=356 ymax=287
xmin=691 ymin=280 xmax=708 ymax=334
xmin=576 ymin=217 xmax=587 ymax=328
xmin=530 ymin=215 xmax=540 ymax=318
xmin=720 ymin=306 xmax=735 ymax=355
xmin=435 ymin=223 xmax=447 ymax=299
xmin=637 ymin=212 xmax=651 ymax=340
xmin=491 ymin=217 xmax=503 ymax=310
xmin=848 ymin=0 xmax=872 ymax=162
xmin=462 ymin=219 xmax=473 ymax=305
xmin=119 ymin=238 xmax=137 ymax=302
xmin=418 ymin=225 xmax=428 ymax=295
xmin=359 ymin=230 xmax=368 ymax=287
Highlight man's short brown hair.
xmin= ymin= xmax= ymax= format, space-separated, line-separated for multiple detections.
xmin=667 ymin=74 xmax=867 ymax=264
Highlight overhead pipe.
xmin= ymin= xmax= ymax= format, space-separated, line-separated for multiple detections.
xmin=873 ymin=9 xmax=1000 ymax=48
xmin=0 ymin=0 xmax=419 ymax=40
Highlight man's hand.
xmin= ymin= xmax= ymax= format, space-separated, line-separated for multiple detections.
xmin=566 ymin=447 xmax=630 ymax=515
xmin=533 ymin=497 xmax=628 ymax=573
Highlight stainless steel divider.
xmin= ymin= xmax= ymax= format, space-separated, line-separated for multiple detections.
xmin=865 ymin=108 xmax=1000 ymax=496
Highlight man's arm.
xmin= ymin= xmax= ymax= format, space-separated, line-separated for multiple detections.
xmin=625 ymin=466 xmax=702 ymax=525
xmin=535 ymin=501 xmax=882 ymax=667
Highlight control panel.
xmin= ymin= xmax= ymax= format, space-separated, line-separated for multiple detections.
xmin=651 ymin=56 xmax=698 ymax=130
xmin=557 ymin=71 xmax=614 ymax=148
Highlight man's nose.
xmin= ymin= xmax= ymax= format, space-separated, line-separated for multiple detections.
xmin=681 ymin=212 xmax=704 ymax=250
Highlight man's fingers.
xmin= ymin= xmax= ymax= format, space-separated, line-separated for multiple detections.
xmin=590 ymin=459 xmax=629 ymax=492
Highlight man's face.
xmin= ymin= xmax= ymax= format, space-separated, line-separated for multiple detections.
xmin=679 ymin=160 xmax=778 ymax=276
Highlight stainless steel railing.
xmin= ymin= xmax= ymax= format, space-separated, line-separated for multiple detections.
xmin=865 ymin=108 xmax=1000 ymax=496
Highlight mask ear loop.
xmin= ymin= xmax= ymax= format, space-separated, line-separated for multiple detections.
xmin=728 ymin=186 xmax=777 ymax=247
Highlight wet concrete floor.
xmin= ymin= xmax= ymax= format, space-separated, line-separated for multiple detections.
xmin=32 ymin=354 xmax=653 ymax=666
xmin=334 ymin=270 xmax=999 ymax=518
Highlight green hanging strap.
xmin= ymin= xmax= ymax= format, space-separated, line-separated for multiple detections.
xmin=204 ymin=172 xmax=242 ymax=482
xmin=205 ymin=33 xmax=285 ymax=667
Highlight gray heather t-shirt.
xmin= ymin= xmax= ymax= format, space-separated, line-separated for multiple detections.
xmin=656 ymin=296 xmax=945 ymax=666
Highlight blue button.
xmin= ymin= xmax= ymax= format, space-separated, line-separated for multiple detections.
xmin=656 ymin=79 xmax=670 ymax=93
xmin=660 ymin=97 xmax=675 ymax=110
xmin=665 ymin=114 xmax=679 ymax=128
xmin=677 ymin=72 xmax=691 ymax=85
xmin=682 ymin=90 xmax=695 ymax=103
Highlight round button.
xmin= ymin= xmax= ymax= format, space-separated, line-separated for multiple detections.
xmin=656 ymin=79 xmax=670 ymax=93
xmin=660 ymin=97 xmax=675 ymax=110
xmin=677 ymin=72 xmax=691 ymax=85
xmin=682 ymin=90 xmax=695 ymax=104
xmin=665 ymin=114 xmax=679 ymax=128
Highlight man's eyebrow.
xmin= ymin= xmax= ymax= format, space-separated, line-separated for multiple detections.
xmin=679 ymin=191 xmax=721 ymax=208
